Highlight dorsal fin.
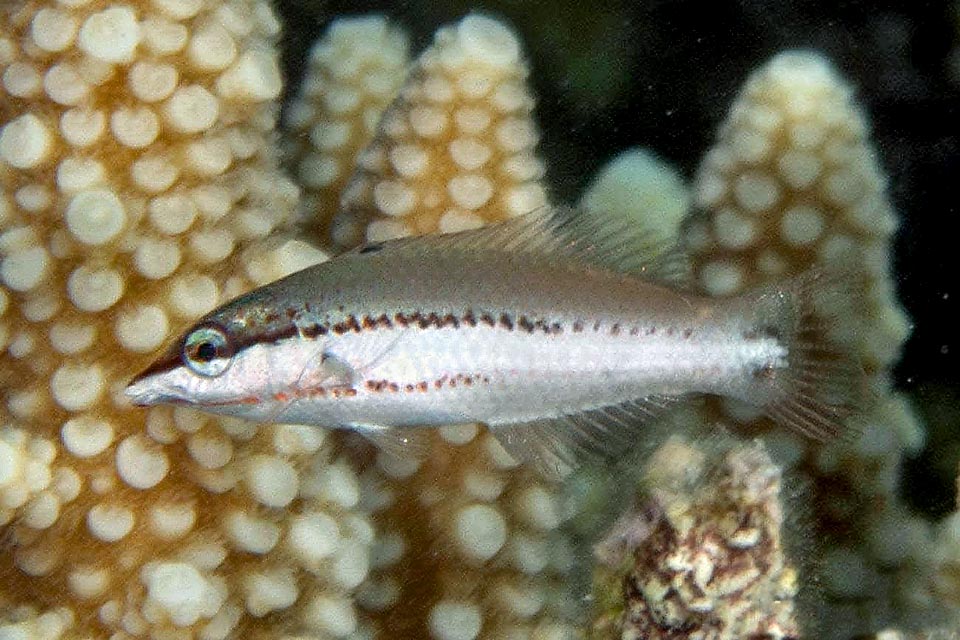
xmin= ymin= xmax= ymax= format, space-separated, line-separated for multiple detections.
xmin=349 ymin=205 xmax=691 ymax=284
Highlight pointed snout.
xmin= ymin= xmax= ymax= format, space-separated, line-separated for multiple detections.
xmin=124 ymin=374 xmax=161 ymax=407
xmin=124 ymin=347 xmax=184 ymax=407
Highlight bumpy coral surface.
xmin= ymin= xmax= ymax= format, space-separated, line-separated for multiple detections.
xmin=298 ymin=15 xmax=580 ymax=639
xmin=283 ymin=15 xmax=410 ymax=245
xmin=356 ymin=426 xmax=577 ymax=640
xmin=2 ymin=8 xmax=584 ymax=639
xmin=687 ymin=50 xmax=909 ymax=373
xmin=682 ymin=50 xmax=929 ymax=636
xmin=329 ymin=13 xmax=548 ymax=248
xmin=591 ymin=437 xmax=799 ymax=640
xmin=0 ymin=2 xmax=374 ymax=638
xmin=579 ymin=147 xmax=690 ymax=249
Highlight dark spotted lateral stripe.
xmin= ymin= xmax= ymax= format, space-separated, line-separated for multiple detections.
xmin=225 ymin=309 xmax=696 ymax=376
xmin=290 ymin=309 xmax=692 ymax=343
xmin=323 ymin=310 xmax=568 ymax=337
xmin=364 ymin=373 xmax=490 ymax=394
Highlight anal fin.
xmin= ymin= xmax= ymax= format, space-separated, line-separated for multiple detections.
xmin=489 ymin=395 xmax=683 ymax=479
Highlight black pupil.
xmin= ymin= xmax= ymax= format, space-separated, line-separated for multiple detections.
xmin=195 ymin=341 xmax=218 ymax=361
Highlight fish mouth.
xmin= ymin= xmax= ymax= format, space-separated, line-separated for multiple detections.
xmin=124 ymin=375 xmax=192 ymax=407
xmin=125 ymin=371 xmax=257 ymax=410
xmin=125 ymin=345 xmax=186 ymax=406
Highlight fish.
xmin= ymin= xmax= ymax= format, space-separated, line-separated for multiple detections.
xmin=126 ymin=206 xmax=864 ymax=475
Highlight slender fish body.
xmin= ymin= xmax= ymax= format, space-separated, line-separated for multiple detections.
xmin=126 ymin=208 xmax=862 ymax=472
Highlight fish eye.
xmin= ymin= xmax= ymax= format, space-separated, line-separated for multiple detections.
xmin=182 ymin=325 xmax=233 ymax=377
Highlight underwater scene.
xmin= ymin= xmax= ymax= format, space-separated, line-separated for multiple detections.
xmin=1 ymin=0 xmax=959 ymax=638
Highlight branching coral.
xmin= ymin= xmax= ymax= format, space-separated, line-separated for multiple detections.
xmin=356 ymin=426 xmax=578 ymax=640
xmin=328 ymin=13 xmax=548 ymax=248
xmin=283 ymin=15 xmax=411 ymax=245
xmin=687 ymin=50 xmax=909 ymax=373
xmin=2 ymin=9 xmax=579 ymax=640
xmin=293 ymin=15 xmax=579 ymax=639
xmin=0 ymin=2 xmax=373 ymax=638
xmin=682 ymin=50 xmax=929 ymax=636
xmin=579 ymin=147 xmax=691 ymax=249
xmin=591 ymin=436 xmax=800 ymax=640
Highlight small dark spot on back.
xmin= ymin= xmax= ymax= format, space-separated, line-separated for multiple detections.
xmin=301 ymin=323 xmax=328 ymax=338
xmin=518 ymin=316 xmax=535 ymax=333
xmin=359 ymin=242 xmax=384 ymax=254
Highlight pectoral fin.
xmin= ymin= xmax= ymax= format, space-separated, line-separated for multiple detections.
xmin=294 ymin=348 xmax=357 ymax=392
xmin=297 ymin=334 xmax=403 ymax=393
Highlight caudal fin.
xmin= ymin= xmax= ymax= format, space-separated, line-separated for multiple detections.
xmin=748 ymin=269 xmax=869 ymax=441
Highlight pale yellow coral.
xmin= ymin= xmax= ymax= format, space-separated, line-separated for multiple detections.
xmin=687 ymin=50 xmax=909 ymax=373
xmin=682 ymin=50 xmax=929 ymax=636
xmin=283 ymin=15 xmax=411 ymax=245
xmin=580 ymin=147 xmax=691 ymax=248
xmin=293 ymin=16 xmax=582 ymax=639
xmin=0 ymin=2 xmax=380 ymax=638
xmin=329 ymin=14 xmax=549 ymax=248
xmin=357 ymin=425 xmax=578 ymax=640
xmin=0 ymin=7 xmax=585 ymax=639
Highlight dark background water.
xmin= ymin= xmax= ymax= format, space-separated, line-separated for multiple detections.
xmin=275 ymin=0 xmax=960 ymax=516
